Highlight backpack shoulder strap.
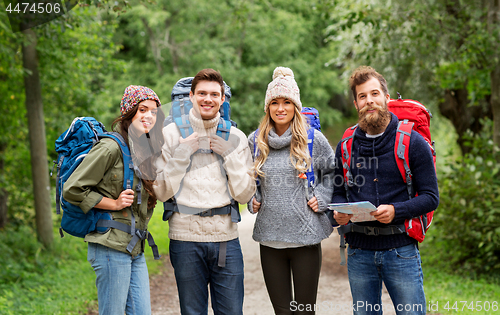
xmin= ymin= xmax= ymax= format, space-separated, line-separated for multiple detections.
xmin=305 ymin=128 xmax=315 ymax=187
xmin=220 ymin=101 xmax=231 ymax=122
xmin=98 ymin=132 xmax=135 ymax=191
xmin=340 ymin=125 xmax=358 ymax=197
xmin=253 ymin=129 xmax=260 ymax=159
xmin=172 ymin=96 xmax=193 ymax=138
xmin=216 ymin=117 xmax=232 ymax=141
xmin=395 ymin=120 xmax=414 ymax=198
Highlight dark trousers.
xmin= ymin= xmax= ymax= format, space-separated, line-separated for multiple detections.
xmin=260 ymin=243 xmax=322 ymax=315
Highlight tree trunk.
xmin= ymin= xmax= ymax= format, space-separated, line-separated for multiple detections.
xmin=492 ymin=64 xmax=500 ymax=148
xmin=0 ymin=188 xmax=8 ymax=229
xmin=489 ymin=0 xmax=500 ymax=148
xmin=141 ymin=18 xmax=164 ymax=76
xmin=22 ymin=29 xmax=53 ymax=248
xmin=0 ymin=142 xmax=7 ymax=228
xmin=164 ymin=18 xmax=179 ymax=75
xmin=439 ymin=86 xmax=493 ymax=154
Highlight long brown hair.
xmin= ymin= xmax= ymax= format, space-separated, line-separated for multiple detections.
xmin=112 ymin=104 xmax=165 ymax=209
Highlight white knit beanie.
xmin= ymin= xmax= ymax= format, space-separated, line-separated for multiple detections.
xmin=264 ymin=67 xmax=302 ymax=112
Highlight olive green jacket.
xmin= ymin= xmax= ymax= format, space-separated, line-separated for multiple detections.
xmin=63 ymin=138 xmax=153 ymax=256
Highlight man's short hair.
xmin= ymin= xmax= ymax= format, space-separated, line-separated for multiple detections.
xmin=191 ymin=68 xmax=225 ymax=96
xmin=349 ymin=66 xmax=388 ymax=101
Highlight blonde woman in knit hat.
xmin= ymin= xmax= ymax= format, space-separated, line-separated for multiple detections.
xmin=248 ymin=67 xmax=336 ymax=315
xmin=63 ymin=85 xmax=164 ymax=315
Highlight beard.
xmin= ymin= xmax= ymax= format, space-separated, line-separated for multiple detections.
xmin=357 ymin=101 xmax=391 ymax=134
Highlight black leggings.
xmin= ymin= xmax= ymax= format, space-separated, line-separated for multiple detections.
xmin=260 ymin=243 xmax=322 ymax=315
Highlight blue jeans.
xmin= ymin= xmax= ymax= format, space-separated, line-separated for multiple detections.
xmin=87 ymin=242 xmax=151 ymax=315
xmin=169 ymin=239 xmax=244 ymax=315
xmin=347 ymin=244 xmax=425 ymax=315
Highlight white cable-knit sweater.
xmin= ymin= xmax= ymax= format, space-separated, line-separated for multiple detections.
xmin=154 ymin=109 xmax=256 ymax=242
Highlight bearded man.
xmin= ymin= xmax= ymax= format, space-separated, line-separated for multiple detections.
xmin=331 ymin=66 xmax=439 ymax=315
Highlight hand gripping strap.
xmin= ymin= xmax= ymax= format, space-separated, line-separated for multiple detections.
xmin=395 ymin=120 xmax=414 ymax=198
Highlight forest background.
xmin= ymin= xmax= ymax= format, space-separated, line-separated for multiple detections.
xmin=0 ymin=0 xmax=500 ymax=314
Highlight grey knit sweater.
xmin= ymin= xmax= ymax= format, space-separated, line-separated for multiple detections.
xmin=247 ymin=127 xmax=335 ymax=245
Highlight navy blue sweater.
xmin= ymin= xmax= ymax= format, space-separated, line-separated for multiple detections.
xmin=332 ymin=113 xmax=439 ymax=250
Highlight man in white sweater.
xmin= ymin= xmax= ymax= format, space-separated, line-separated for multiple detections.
xmin=154 ymin=68 xmax=256 ymax=315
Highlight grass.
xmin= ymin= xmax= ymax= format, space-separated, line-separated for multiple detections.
xmin=423 ymin=264 xmax=500 ymax=314
xmin=0 ymin=203 xmax=169 ymax=315
xmin=2 ymin=203 xmax=500 ymax=315
xmin=0 ymin=225 xmax=97 ymax=315
xmin=420 ymin=227 xmax=500 ymax=315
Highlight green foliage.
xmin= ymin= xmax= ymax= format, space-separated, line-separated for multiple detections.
xmin=325 ymin=0 xmax=500 ymax=276
xmin=0 ymin=226 xmax=97 ymax=314
xmin=0 ymin=204 xmax=169 ymax=314
xmin=0 ymin=8 xmax=37 ymax=227
xmin=0 ymin=5 xmax=124 ymax=227
xmin=429 ymin=120 xmax=500 ymax=274
xmin=422 ymin=261 xmax=500 ymax=315
xmin=99 ymin=0 xmax=344 ymax=135
xmin=39 ymin=6 xmax=125 ymax=157
xmin=326 ymin=0 xmax=497 ymax=118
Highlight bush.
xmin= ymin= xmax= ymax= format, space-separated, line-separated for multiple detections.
xmin=0 ymin=203 xmax=168 ymax=315
xmin=431 ymin=121 xmax=500 ymax=274
xmin=0 ymin=226 xmax=97 ymax=315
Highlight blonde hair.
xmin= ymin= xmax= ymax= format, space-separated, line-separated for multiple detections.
xmin=253 ymin=106 xmax=311 ymax=177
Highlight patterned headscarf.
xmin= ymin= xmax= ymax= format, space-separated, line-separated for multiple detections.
xmin=120 ymin=85 xmax=161 ymax=116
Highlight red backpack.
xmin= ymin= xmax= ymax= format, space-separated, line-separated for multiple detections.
xmin=339 ymin=94 xmax=436 ymax=243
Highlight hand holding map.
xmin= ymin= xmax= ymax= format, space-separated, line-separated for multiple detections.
xmin=328 ymin=201 xmax=377 ymax=222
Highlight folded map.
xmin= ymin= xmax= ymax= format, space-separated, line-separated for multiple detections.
xmin=328 ymin=201 xmax=377 ymax=222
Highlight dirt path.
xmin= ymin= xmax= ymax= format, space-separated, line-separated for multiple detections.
xmin=149 ymin=211 xmax=396 ymax=315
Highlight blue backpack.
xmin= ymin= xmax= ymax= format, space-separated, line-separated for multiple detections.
xmin=164 ymin=77 xmax=236 ymax=140
xmin=54 ymin=117 xmax=160 ymax=259
xmin=161 ymin=78 xmax=240 ymax=223
xmin=301 ymin=107 xmax=321 ymax=131
xmin=301 ymin=107 xmax=321 ymax=187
